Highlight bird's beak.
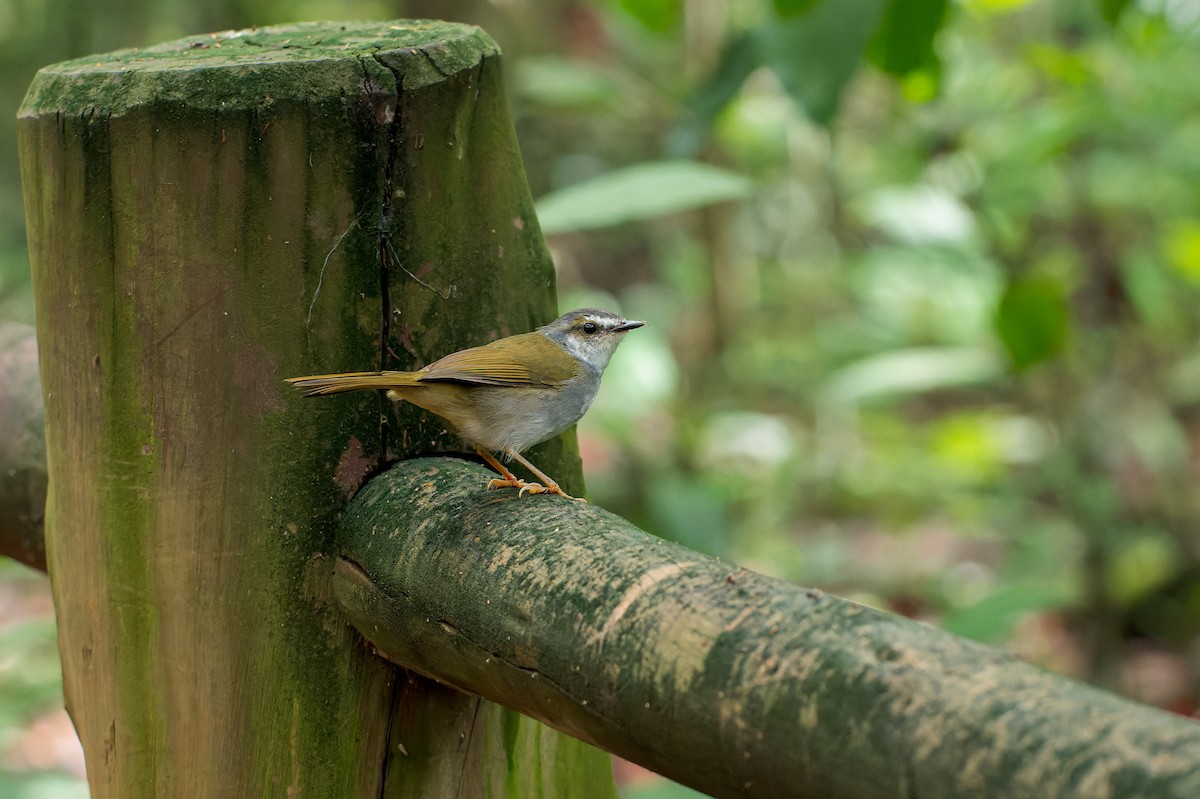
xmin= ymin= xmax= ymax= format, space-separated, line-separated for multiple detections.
xmin=616 ymin=319 xmax=646 ymax=332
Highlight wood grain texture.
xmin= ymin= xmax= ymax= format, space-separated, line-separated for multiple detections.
xmin=18 ymin=21 xmax=611 ymax=798
xmin=336 ymin=456 xmax=1200 ymax=799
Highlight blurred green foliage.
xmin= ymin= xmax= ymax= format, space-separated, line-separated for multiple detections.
xmin=3 ymin=0 xmax=1200 ymax=794
xmin=0 ymin=562 xmax=83 ymax=797
xmin=509 ymin=0 xmax=1200 ymax=706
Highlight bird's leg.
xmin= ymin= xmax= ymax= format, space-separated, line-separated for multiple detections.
xmin=475 ymin=446 xmax=540 ymax=494
xmin=474 ymin=446 xmax=584 ymax=502
xmin=506 ymin=449 xmax=585 ymax=502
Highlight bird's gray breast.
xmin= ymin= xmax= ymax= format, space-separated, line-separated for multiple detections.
xmin=537 ymin=371 xmax=601 ymax=439
xmin=475 ymin=370 xmax=601 ymax=453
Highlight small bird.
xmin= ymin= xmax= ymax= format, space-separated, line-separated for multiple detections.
xmin=287 ymin=308 xmax=644 ymax=500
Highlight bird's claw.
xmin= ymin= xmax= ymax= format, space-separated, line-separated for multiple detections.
xmin=486 ymin=477 xmax=584 ymax=502
xmin=486 ymin=477 xmax=528 ymax=492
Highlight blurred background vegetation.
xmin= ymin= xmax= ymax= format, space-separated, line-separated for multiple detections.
xmin=3 ymin=0 xmax=1200 ymax=796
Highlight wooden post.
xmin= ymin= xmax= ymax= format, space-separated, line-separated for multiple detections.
xmin=18 ymin=21 xmax=612 ymax=797
xmin=336 ymin=458 xmax=1200 ymax=799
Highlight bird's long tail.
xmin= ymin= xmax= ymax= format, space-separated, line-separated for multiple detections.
xmin=285 ymin=371 xmax=421 ymax=397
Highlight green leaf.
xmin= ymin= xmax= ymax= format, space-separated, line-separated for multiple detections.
xmin=868 ymin=0 xmax=949 ymax=77
xmin=772 ymin=0 xmax=821 ymax=17
xmin=683 ymin=0 xmax=887 ymax=139
xmin=513 ymin=57 xmax=620 ymax=110
xmin=1163 ymin=219 xmax=1200 ymax=282
xmin=679 ymin=31 xmax=762 ymax=153
xmin=756 ymin=0 xmax=889 ymax=125
xmin=618 ymin=0 xmax=680 ymax=33
xmin=1108 ymin=531 xmax=1180 ymax=606
xmin=943 ymin=583 xmax=1071 ymax=643
xmin=535 ymin=161 xmax=754 ymax=235
xmin=994 ymin=276 xmax=1069 ymax=370
xmin=1099 ymin=0 xmax=1134 ymax=25
xmin=820 ymin=347 xmax=1003 ymax=404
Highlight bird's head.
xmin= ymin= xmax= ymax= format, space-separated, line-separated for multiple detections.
xmin=539 ymin=308 xmax=645 ymax=374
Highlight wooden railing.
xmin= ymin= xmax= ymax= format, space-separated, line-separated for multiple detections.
xmin=334 ymin=457 xmax=1200 ymax=799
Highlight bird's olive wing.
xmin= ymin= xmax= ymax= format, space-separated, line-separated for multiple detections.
xmin=417 ymin=332 xmax=575 ymax=387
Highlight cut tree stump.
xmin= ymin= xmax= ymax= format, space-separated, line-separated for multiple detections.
xmin=18 ymin=20 xmax=611 ymax=798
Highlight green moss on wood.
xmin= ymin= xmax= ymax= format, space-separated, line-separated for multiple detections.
xmin=19 ymin=21 xmax=498 ymax=116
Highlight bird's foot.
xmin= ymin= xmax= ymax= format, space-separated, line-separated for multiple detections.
xmin=486 ymin=477 xmax=555 ymax=496
xmin=518 ymin=481 xmax=586 ymax=502
xmin=486 ymin=477 xmax=585 ymax=502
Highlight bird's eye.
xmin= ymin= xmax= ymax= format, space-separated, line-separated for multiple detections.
xmin=581 ymin=321 xmax=599 ymax=334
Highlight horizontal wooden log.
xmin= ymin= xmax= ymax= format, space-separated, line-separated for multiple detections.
xmin=0 ymin=321 xmax=46 ymax=571
xmin=334 ymin=457 xmax=1200 ymax=799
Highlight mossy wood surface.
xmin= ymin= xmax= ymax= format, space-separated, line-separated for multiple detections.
xmin=0 ymin=322 xmax=46 ymax=571
xmin=19 ymin=21 xmax=610 ymax=798
xmin=336 ymin=457 xmax=1200 ymax=799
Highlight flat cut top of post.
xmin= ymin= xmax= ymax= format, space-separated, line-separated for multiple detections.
xmin=19 ymin=20 xmax=498 ymax=116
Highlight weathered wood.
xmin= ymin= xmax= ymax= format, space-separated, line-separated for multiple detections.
xmin=0 ymin=321 xmax=46 ymax=571
xmin=336 ymin=457 xmax=1200 ymax=799
xmin=19 ymin=21 xmax=611 ymax=798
